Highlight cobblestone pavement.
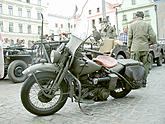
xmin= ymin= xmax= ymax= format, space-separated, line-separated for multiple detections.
xmin=0 ymin=65 xmax=165 ymax=124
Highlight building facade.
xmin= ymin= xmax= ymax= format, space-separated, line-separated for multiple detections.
xmin=0 ymin=0 xmax=48 ymax=46
xmin=85 ymin=0 xmax=120 ymax=35
xmin=117 ymin=0 xmax=157 ymax=36
xmin=47 ymin=14 xmax=75 ymax=36
xmin=155 ymin=0 xmax=165 ymax=39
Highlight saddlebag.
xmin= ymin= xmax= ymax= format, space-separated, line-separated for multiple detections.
xmin=118 ymin=59 xmax=146 ymax=89
xmin=125 ymin=64 xmax=145 ymax=89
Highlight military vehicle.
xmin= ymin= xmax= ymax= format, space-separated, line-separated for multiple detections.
xmin=0 ymin=45 xmax=32 ymax=83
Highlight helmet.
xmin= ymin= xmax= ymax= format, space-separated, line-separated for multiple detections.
xmin=136 ymin=11 xmax=144 ymax=18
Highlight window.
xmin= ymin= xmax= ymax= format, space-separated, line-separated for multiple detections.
xmin=26 ymin=0 xmax=30 ymax=3
xmin=74 ymin=24 xmax=76 ymax=28
xmin=55 ymin=23 xmax=58 ymax=28
xmin=68 ymin=23 xmax=70 ymax=28
xmin=92 ymin=19 xmax=95 ymax=26
xmin=144 ymin=10 xmax=150 ymax=17
xmin=0 ymin=21 xmax=3 ymax=32
xmin=18 ymin=24 xmax=23 ymax=33
xmin=38 ymin=0 xmax=41 ymax=5
xmin=99 ymin=18 xmax=102 ymax=23
xmin=0 ymin=4 xmax=2 ymax=14
xmin=37 ymin=12 xmax=41 ymax=20
xmin=131 ymin=0 xmax=136 ymax=5
xmin=61 ymin=24 xmax=63 ymax=28
xmin=9 ymin=22 xmax=13 ymax=32
xmin=18 ymin=7 xmax=22 ymax=17
xmin=97 ymin=8 xmax=100 ymax=13
xmin=27 ymin=9 xmax=31 ymax=18
xmin=27 ymin=25 xmax=31 ymax=34
xmin=106 ymin=16 xmax=109 ymax=22
xmin=8 ymin=6 xmax=13 ymax=16
xmin=89 ymin=10 xmax=91 ymax=15
xmin=38 ymin=26 xmax=41 ymax=34
xmin=122 ymin=15 xmax=127 ymax=21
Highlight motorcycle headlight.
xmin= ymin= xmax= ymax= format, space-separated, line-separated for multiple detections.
xmin=50 ymin=50 xmax=61 ymax=63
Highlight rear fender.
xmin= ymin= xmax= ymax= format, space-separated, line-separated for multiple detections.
xmin=23 ymin=63 xmax=59 ymax=76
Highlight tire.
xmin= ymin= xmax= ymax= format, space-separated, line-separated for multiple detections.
xmin=149 ymin=53 xmax=153 ymax=70
xmin=116 ymin=54 xmax=125 ymax=59
xmin=156 ymin=54 xmax=162 ymax=66
xmin=21 ymin=72 xmax=68 ymax=116
xmin=8 ymin=60 xmax=28 ymax=83
xmin=110 ymin=80 xmax=131 ymax=99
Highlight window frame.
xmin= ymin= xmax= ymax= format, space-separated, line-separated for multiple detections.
xmin=8 ymin=5 xmax=13 ymax=16
xmin=9 ymin=22 xmax=14 ymax=32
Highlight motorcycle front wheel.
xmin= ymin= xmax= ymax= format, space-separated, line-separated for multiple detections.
xmin=110 ymin=80 xmax=131 ymax=99
xmin=21 ymin=72 xmax=68 ymax=116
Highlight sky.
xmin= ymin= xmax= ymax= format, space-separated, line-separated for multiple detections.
xmin=48 ymin=0 xmax=123 ymax=17
xmin=48 ymin=0 xmax=86 ymax=17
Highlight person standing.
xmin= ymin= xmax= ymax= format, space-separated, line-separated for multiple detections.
xmin=119 ymin=26 xmax=128 ymax=45
xmin=128 ymin=11 xmax=156 ymax=87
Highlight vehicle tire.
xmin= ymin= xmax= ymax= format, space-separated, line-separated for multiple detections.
xmin=149 ymin=53 xmax=153 ymax=70
xmin=156 ymin=54 xmax=162 ymax=66
xmin=110 ymin=80 xmax=131 ymax=99
xmin=21 ymin=72 xmax=68 ymax=116
xmin=8 ymin=60 xmax=28 ymax=83
xmin=116 ymin=54 xmax=125 ymax=59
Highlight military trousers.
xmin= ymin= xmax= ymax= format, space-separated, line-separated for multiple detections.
xmin=130 ymin=51 xmax=150 ymax=80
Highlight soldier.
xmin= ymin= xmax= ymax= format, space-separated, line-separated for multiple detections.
xmin=128 ymin=11 xmax=156 ymax=87
xmin=101 ymin=19 xmax=114 ymax=39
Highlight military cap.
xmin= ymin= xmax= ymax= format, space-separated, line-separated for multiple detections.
xmin=136 ymin=11 xmax=144 ymax=18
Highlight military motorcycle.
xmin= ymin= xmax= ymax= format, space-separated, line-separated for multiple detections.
xmin=20 ymin=31 xmax=146 ymax=116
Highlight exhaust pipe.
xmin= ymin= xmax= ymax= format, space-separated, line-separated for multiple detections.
xmin=93 ymin=74 xmax=118 ymax=91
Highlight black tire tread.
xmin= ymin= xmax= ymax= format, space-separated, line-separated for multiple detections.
xmin=21 ymin=72 xmax=68 ymax=116
xmin=8 ymin=60 xmax=27 ymax=83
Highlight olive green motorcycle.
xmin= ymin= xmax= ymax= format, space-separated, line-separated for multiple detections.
xmin=21 ymin=34 xmax=146 ymax=116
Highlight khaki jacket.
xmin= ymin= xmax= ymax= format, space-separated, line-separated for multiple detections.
xmin=128 ymin=18 xmax=156 ymax=51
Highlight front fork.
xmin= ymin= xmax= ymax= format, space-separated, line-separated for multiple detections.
xmin=32 ymin=58 xmax=71 ymax=99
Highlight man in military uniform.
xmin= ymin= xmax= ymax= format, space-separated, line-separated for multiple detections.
xmin=128 ymin=11 xmax=156 ymax=87
xmin=100 ymin=19 xmax=114 ymax=39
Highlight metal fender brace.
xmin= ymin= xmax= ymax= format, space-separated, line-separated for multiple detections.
xmin=65 ymin=70 xmax=93 ymax=116
xmin=31 ymin=56 xmax=71 ymax=99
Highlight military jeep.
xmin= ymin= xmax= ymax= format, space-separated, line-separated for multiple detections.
xmin=0 ymin=45 xmax=33 ymax=83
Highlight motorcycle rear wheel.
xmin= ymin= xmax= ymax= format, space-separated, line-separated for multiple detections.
xmin=21 ymin=72 xmax=68 ymax=116
xmin=110 ymin=80 xmax=131 ymax=99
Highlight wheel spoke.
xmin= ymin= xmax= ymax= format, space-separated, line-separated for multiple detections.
xmin=29 ymin=81 xmax=63 ymax=109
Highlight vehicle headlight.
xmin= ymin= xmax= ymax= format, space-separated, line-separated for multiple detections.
xmin=50 ymin=50 xmax=61 ymax=63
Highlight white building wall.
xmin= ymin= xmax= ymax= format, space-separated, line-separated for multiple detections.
xmin=84 ymin=0 xmax=118 ymax=35
xmin=117 ymin=0 xmax=157 ymax=36
xmin=0 ymin=0 xmax=48 ymax=47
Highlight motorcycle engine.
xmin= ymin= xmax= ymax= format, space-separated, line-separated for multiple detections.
xmin=79 ymin=73 xmax=110 ymax=101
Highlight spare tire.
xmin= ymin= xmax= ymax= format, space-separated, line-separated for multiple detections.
xmin=116 ymin=54 xmax=125 ymax=59
xmin=8 ymin=60 xmax=28 ymax=83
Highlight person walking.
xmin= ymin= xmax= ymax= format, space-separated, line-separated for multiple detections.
xmin=127 ymin=11 xmax=156 ymax=87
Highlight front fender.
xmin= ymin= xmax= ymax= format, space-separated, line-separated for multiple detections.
xmin=23 ymin=63 xmax=59 ymax=75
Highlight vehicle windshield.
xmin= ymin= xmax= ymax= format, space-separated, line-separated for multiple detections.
xmin=66 ymin=36 xmax=84 ymax=55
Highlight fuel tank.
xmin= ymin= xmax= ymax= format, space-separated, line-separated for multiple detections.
xmin=71 ymin=57 xmax=101 ymax=76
